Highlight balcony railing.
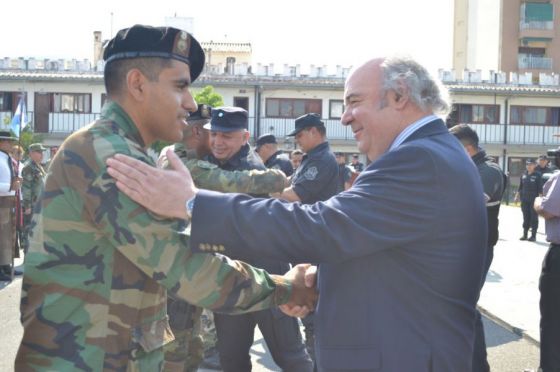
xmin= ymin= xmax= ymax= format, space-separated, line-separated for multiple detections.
xmin=468 ymin=123 xmax=560 ymax=146
xmin=520 ymin=20 xmax=554 ymax=30
xmin=5 ymin=112 xmax=560 ymax=147
xmin=48 ymin=112 xmax=100 ymax=133
xmin=518 ymin=55 xmax=553 ymax=70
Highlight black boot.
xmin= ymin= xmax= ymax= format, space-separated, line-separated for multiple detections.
xmin=520 ymin=229 xmax=528 ymax=240
xmin=528 ymin=231 xmax=537 ymax=242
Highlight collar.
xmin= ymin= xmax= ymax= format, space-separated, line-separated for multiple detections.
xmin=211 ymin=143 xmax=251 ymax=168
xmin=388 ymin=114 xmax=440 ymax=152
xmin=471 ymin=149 xmax=488 ymax=165
xmin=303 ymin=141 xmax=330 ymax=160
xmin=101 ymin=101 xmax=145 ymax=148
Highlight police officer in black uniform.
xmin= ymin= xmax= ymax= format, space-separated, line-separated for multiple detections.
xmin=450 ymin=124 xmax=506 ymax=372
xmin=255 ymin=133 xmax=293 ymax=177
xmin=204 ymin=107 xmax=312 ymax=372
xmin=273 ymin=113 xmax=338 ymax=366
xmin=515 ymin=159 xmax=543 ymax=241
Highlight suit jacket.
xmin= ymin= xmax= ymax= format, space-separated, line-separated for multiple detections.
xmin=190 ymin=119 xmax=488 ymax=371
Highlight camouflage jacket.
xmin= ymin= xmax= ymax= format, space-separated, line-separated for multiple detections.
xmin=16 ymin=101 xmax=291 ymax=372
xmin=161 ymin=143 xmax=287 ymax=194
xmin=21 ymin=160 xmax=46 ymax=211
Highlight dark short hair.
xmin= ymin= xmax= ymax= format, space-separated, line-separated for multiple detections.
xmin=104 ymin=57 xmax=173 ymax=96
xmin=449 ymin=124 xmax=479 ymax=148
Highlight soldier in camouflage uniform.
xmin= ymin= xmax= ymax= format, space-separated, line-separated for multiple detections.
xmin=21 ymin=143 xmax=47 ymax=253
xmin=161 ymin=105 xmax=287 ymax=371
xmin=15 ymin=25 xmax=315 ymax=372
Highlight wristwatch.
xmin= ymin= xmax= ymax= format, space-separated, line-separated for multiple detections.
xmin=185 ymin=195 xmax=196 ymax=220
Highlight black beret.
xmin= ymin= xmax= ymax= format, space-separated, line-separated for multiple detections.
xmin=103 ymin=24 xmax=205 ymax=82
xmin=203 ymin=107 xmax=248 ymax=132
xmin=256 ymin=133 xmax=277 ymax=147
xmin=188 ymin=104 xmax=212 ymax=123
xmin=287 ymin=113 xmax=324 ymax=136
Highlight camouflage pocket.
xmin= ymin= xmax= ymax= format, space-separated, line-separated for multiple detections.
xmin=132 ymin=316 xmax=176 ymax=353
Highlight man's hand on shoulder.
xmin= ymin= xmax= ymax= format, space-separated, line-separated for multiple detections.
xmin=106 ymin=149 xmax=198 ymax=220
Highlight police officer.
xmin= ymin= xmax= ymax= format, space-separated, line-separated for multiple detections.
xmin=534 ymin=147 xmax=560 ymax=372
xmin=515 ymin=159 xmax=543 ymax=241
xmin=204 ymin=107 xmax=313 ymax=372
xmin=255 ymin=133 xmax=293 ymax=177
xmin=21 ymin=143 xmax=46 ymax=253
xmin=275 ymin=113 xmax=338 ymax=203
xmin=450 ymin=124 xmax=506 ymax=372
xmin=274 ymin=113 xmax=339 ymax=365
xmin=335 ymin=152 xmax=353 ymax=192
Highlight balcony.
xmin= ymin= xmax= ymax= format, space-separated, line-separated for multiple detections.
xmin=519 ymin=20 xmax=555 ymax=40
xmin=257 ymin=117 xmax=354 ymax=141
xmin=466 ymin=123 xmax=560 ymax=146
xmin=518 ymin=55 xmax=553 ymax=70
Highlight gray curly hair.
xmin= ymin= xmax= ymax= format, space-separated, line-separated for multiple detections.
xmin=379 ymin=56 xmax=450 ymax=116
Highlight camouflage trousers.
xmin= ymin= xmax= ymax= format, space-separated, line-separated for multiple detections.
xmin=200 ymin=308 xmax=218 ymax=352
xmin=163 ymin=303 xmax=204 ymax=372
xmin=163 ymin=302 xmax=219 ymax=371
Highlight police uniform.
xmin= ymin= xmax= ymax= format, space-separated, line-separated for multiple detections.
xmin=204 ymin=107 xmax=313 ymax=372
xmin=287 ymin=114 xmax=339 ymax=364
xmin=288 ymin=114 xmax=339 ymax=204
xmin=256 ymin=133 xmax=294 ymax=177
xmin=518 ymin=160 xmax=543 ymax=241
xmin=15 ymin=25 xmax=293 ymax=372
xmin=21 ymin=143 xmax=46 ymax=253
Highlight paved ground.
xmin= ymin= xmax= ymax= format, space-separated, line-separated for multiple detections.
xmin=0 ymin=204 xmax=545 ymax=371
xmin=479 ymin=204 xmax=546 ymax=344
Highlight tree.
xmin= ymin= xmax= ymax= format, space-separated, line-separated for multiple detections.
xmin=193 ymin=85 xmax=224 ymax=107
xmin=150 ymin=86 xmax=224 ymax=155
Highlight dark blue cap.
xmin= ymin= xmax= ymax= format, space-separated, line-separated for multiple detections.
xmin=287 ymin=113 xmax=324 ymax=136
xmin=203 ymin=107 xmax=248 ymax=132
xmin=256 ymin=133 xmax=277 ymax=147
xmin=188 ymin=104 xmax=212 ymax=123
xmin=526 ymin=159 xmax=536 ymax=164
xmin=103 ymin=25 xmax=205 ymax=82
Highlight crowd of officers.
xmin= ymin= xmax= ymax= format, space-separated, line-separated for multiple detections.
xmin=0 ymin=132 xmax=52 ymax=282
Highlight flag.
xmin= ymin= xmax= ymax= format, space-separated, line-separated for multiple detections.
xmin=10 ymin=95 xmax=28 ymax=137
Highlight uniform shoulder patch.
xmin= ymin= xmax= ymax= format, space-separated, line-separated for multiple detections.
xmin=303 ymin=166 xmax=318 ymax=180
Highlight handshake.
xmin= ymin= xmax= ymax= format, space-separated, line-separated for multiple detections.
xmin=277 ymin=264 xmax=318 ymax=318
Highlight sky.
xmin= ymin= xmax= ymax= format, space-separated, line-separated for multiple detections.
xmin=0 ymin=0 xmax=455 ymax=74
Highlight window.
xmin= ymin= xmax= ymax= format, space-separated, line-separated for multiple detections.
xmin=329 ymin=100 xmax=344 ymax=119
xmin=265 ymin=98 xmax=322 ymax=118
xmin=52 ymin=93 xmax=91 ymax=113
xmin=452 ymin=104 xmax=499 ymax=124
xmin=510 ymin=106 xmax=549 ymax=125
xmin=0 ymin=92 xmax=14 ymax=111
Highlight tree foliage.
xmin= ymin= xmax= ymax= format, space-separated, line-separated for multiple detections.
xmin=150 ymin=86 xmax=224 ymax=155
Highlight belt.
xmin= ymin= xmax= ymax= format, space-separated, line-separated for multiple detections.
xmin=550 ymin=243 xmax=560 ymax=248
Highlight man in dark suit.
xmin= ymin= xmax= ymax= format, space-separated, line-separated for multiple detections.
xmin=107 ymin=56 xmax=488 ymax=371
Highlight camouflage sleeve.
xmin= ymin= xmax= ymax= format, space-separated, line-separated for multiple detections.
xmin=185 ymin=159 xmax=287 ymax=194
xmin=21 ymin=165 xmax=33 ymax=210
xmin=68 ymin=134 xmax=291 ymax=314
